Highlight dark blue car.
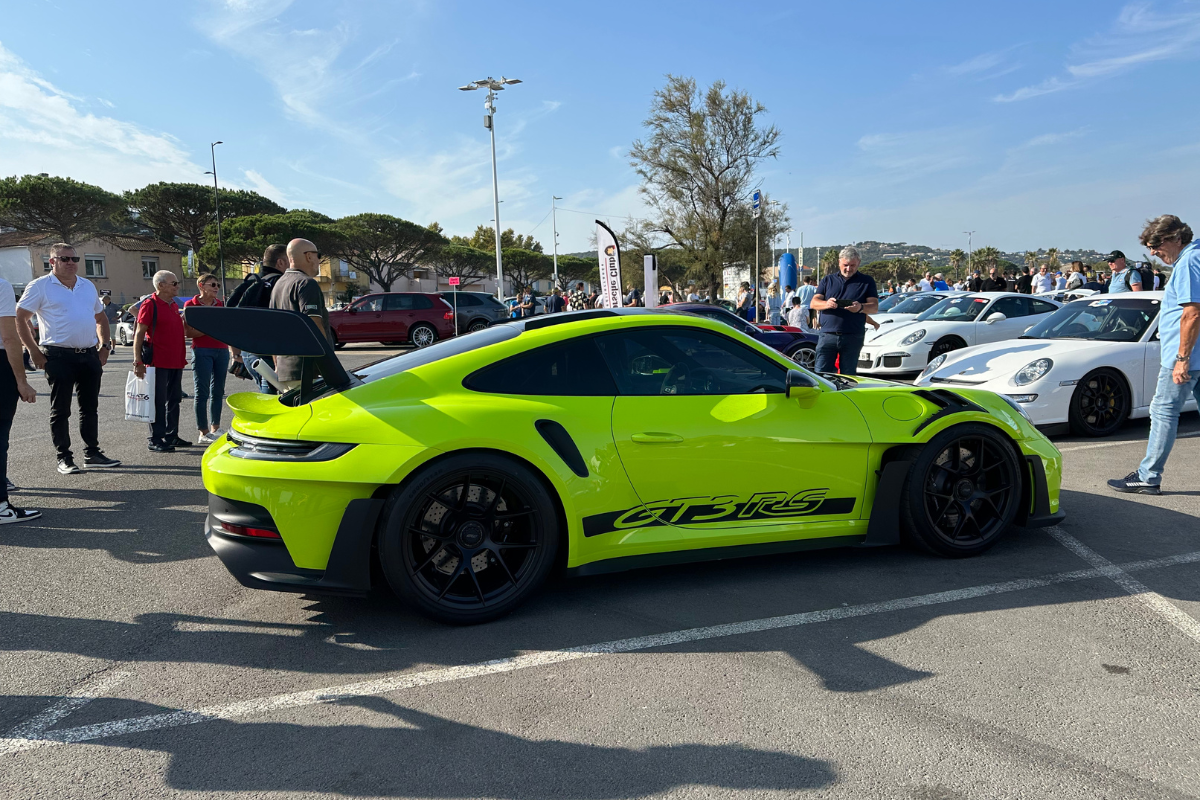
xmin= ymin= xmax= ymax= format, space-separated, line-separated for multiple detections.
xmin=666 ymin=302 xmax=817 ymax=369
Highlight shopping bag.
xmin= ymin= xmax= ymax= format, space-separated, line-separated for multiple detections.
xmin=124 ymin=368 xmax=155 ymax=424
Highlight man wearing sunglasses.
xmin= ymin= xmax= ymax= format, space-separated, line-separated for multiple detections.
xmin=16 ymin=243 xmax=120 ymax=475
xmin=268 ymin=239 xmax=331 ymax=390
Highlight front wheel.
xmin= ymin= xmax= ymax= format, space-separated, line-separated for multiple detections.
xmin=788 ymin=344 xmax=816 ymax=370
xmin=929 ymin=337 xmax=964 ymax=361
xmin=377 ymin=453 xmax=560 ymax=624
xmin=408 ymin=323 xmax=437 ymax=348
xmin=900 ymin=423 xmax=1021 ymax=557
xmin=118 ymin=328 xmax=129 ymax=346
xmin=1068 ymin=368 xmax=1129 ymax=437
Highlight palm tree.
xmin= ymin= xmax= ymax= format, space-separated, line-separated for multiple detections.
xmin=1023 ymin=251 xmax=1039 ymax=274
xmin=974 ymin=246 xmax=1001 ymax=273
xmin=949 ymin=249 xmax=965 ymax=279
xmin=1045 ymin=247 xmax=1060 ymax=272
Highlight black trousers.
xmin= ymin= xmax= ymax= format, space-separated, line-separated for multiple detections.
xmin=0 ymin=356 xmax=18 ymax=505
xmin=43 ymin=348 xmax=103 ymax=461
xmin=149 ymin=367 xmax=183 ymax=445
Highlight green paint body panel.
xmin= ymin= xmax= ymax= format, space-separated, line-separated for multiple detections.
xmin=201 ymin=313 xmax=1063 ymax=577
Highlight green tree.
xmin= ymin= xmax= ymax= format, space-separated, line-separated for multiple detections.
xmin=1023 ymin=251 xmax=1039 ymax=274
xmin=199 ymin=210 xmax=343 ymax=273
xmin=501 ymin=248 xmax=551 ymax=292
xmin=551 ymin=255 xmax=597 ymax=291
xmin=126 ymin=182 xmax=284 ymax=265
xmin=974 ymin=246 xmax=1001 ymax=272
xmin=424 ymin=244 xmax=492 ymax=287
xmin=0 ymin=174 xmax=127 ymax=242
xmin=331 ymin=213 xmax=446 ymax=292
xmin=627 ymin=75 xmax=784 ymax=298
xmin=819 ymin=247 xmax=839 ymax=275
xmin=948 ymin=249 xmax=966 ymax=279
xmin=1045 ymin=247 xmax=1060 ymax=272
xmin=451 ymin=225 xmax=542 ymax=253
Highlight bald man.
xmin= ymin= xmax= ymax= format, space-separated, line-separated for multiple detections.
xmin=268 ymin=238 xmax=330 ymax=387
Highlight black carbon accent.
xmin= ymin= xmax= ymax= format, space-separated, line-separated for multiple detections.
xmin=524 ymin=310 xmax=617 ymax=330
xmin=534 ymin=419 xmax=589 ymax=477
xmin=911 ymin=389 xmax=987 ymax=435
xmin=862 ymin=457 xmax=912 ymax=547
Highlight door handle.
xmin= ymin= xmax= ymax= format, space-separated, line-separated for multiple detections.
xmin=631 ymin=432 xmax=683 ymax=444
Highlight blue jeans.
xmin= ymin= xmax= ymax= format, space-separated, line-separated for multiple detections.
xmin=815 ymin=330 xmax=865 ymax=375
xmin=241 ymin=350 xmax=274 ymax=394
xmin=1138 ymin=366 xmax=1200 ymax=485
xmin=192 ymin=348 xmax=230 ymax=431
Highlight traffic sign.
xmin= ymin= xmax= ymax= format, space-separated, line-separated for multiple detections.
xmin=752 ymin=190 xmax=762 ymax=219
xmin=448 ymin=276 xmax=461 ymax=286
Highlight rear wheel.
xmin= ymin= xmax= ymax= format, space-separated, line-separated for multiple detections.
xmin=900 ymin=423 xmax=1021 ymax=557
xmin=118 ymin=328 xmax=129 ymax=346
xmin=468 ymin=320 xmax=489 ymax=333
xmin=788 ymin=344 xmax=816 ymax=370
xmin=409 ymin=323 xmax=437 ymax=348
xmin=377 ymin=453 xmax=560 ymax=624
xmin=1068 ymin=368 xmax=1129 ymax=437
xmin=331 ymin=330 xmax=345 ymax=350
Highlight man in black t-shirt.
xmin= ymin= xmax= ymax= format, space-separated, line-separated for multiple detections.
xmin=1016 ymin=267 xmax=1033 ymax=294
xmin=547 ymin=288 xmax=566 ymax=314
xmin=967 ymin=271 xmax=984 ymax=292
xmin=810 ymin=246 xmax=879 ymax=375
xmin=268 ymin=238 xmax=331 ymax=387
xmin=981 ymin=267 xmax=1007 ymax=292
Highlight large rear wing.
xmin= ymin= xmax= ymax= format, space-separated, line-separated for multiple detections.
xmin=184 ymin=307 xmax=351 ymax=402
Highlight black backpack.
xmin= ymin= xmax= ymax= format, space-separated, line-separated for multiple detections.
xmin=1125 ymin=264 xmax=1155 ymax=291
xmin=228 ymin=270 xmax=282 ymax=309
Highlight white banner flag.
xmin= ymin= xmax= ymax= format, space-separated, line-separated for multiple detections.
xmin=596 ymin=220 xmax=623 ymax=309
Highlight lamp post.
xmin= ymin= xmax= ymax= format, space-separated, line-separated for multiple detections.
xmin=203 ymin=141 xmax=225 ymax=298
xmin=963 ymin=230 xmax=975 ymax=280
xmin=459 ymin=76 xmax=521 ymax=299
xmin=551 ymin=196 xmax=562 ymax=290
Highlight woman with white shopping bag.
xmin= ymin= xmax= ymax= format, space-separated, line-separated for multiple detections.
xmin=0 ymin=276 xmax=39 ymax=523
xmin=133 ymin=271 xmax=188 ymax=454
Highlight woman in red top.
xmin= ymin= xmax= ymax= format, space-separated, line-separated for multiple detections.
xmin=134 ymin=271 xmax=188 ymax=453
xmin=182 ymin=274 xmax=229 ymax=444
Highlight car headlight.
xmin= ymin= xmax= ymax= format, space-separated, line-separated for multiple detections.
xmin=998 ymin=393 xmax=1033 ymax=422
xmin=900 ymin=329 xmax=926 ymax=346
xmin=921 ymin=353 xmax=948 ymax=377
xmin=1014 ymin=358 xmax=1053 ymax=386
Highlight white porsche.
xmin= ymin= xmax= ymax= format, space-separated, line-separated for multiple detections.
xmin=873 ymin=291 xmax=967 ymax=329
xmin=857 ymin=292 xmax=1061 ymax=375
xmin=914 ymin=292 xmax=1195 ymax=437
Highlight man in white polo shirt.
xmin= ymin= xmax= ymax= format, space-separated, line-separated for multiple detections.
xmin=16 ymin=243 xmax=121 ymax=475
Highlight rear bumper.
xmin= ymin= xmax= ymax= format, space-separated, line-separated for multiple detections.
xmin=205 ymin=493 xmax=383 ymax=596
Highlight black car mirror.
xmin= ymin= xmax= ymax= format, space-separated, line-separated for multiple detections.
xmin=785 ymin=369 xmax=820 ymax=399
xmin=348 ymin=306 xmax=358 ymax=314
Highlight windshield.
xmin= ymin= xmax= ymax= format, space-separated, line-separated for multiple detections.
xmin=889 ymin=293 xmax=952 ymax=315
xmin=1020 ymin=297 xmax=1159 ymax=342
xmin=916 ymin=295 xmax=991 ymax=323
xmin=352 ymin=325 xmax=520 ymax=383
xmin=877 ymin=294 xmax=904 ymax=312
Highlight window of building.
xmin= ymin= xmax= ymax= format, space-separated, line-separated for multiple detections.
xmin=411 ymin=269 xmax=429 ymax=280
xmin=141 ymin=257 xmax=158 ymax=279
xmin=84 ymin=256 xmax=106 ymax=278
xmin=42 ymin=256 xmax=50 ymax=272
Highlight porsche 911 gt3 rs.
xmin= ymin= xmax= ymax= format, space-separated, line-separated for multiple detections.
xmin=187 ymin=305 xmax=1065 ymax=624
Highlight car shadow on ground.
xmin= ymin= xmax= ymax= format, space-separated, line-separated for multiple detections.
xmin=1 ymin=489 xmax=1197 ymax=706
xmin=3 ymin=696 xmax=836 ymax=798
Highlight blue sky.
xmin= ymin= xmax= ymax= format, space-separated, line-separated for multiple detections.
xmin=2 ymin=0 xmax=1198 ymax=258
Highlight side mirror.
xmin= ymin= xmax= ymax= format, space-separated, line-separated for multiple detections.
xmin=786 ymin=369 xmax=820 ymax=399
xmin=986 ymin=312 xmax=1007 ymax=324
xmin=348 ymin=306 xmax=358 ymax=314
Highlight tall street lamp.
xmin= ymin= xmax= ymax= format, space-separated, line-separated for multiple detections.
xmin=204 ymin=141 xmax=226 ymax=298
xmin=551 ymin=196 xmax=562 ymax=290
xmin=963 ymin=230 xmax=975 ymax=279
xmin=459 ymin=76 xmax=521 ymax=299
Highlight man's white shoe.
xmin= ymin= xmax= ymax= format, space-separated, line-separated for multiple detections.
xmin=0 ymin=501 xmax=40 ymax=524
xmin=198 ymin=432 xmax=216 ymax=445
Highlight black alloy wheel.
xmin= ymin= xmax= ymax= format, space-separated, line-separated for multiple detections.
xmin=928 ymin=337 xmax=964 ymax=361
xmin=378 ymin=453 xmax=559 ymax=624
xmin=900 ymin=423 xmax=1021 ymax=557
xmin=1068 ymin=368 xmax=1129 ymax=437
xmin=331 ymin=330 xmax=346 ymax=350
xmin=409 ymin=323 xmax=437 ymax=348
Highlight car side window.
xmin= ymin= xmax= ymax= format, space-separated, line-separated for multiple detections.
xmin=1029 ymin=299 xmax=1058 ymax=315
xmin=989 ymin=297 xmax=1026 ymax=318
xmin=451 ymin=294 xmax=480 ymax=307
xmin=412 ymin=295 xmax=434 ymax=309
xmin=384 ymin=294 xmax=414 ymax=311
xmin=356 ymin=297 xmax=384 ymax=312
xmin=692 ymin=308 xmax=753 ymax=335
xmin=594 ymin=327 xmax=786 ymax=396
xmin=463 ymin=337 xmax=618 ymax=396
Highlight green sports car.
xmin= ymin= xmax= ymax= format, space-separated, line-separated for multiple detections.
xmin=188 ymin=306 xmax=1064 ymax=624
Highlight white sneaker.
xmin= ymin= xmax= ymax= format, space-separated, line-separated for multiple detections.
xmin=198 ymin=432 xmax=216 ymax=445
xmin=0 ymin=501 xmax=40 ymax=524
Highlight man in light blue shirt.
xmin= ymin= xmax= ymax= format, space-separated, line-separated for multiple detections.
xmin=1109 ymin=216 xmax=1200 ymax=494
xmin=795 ymin=275 xmax=818 ymax=329
xmin=1105 ymin=250 xmax=1142 ymax=295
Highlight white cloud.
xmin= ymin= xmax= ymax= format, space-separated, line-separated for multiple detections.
xmin=854 ymin=128 xmax=976 ymax=184
xmin=0 ymin=41 xmax=202 ymax=190
xmin=242 ymin=169 xmax=288 ymax=205
xmin=1018 ymin=129 xmax=1088 ymax=149
xmin=995 ymin=2 xmax=1200 ymax=102
xmin=945 ymin=48 xmax=1022 ymax=79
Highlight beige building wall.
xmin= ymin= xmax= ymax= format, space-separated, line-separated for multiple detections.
xmin=25 ymin=236 xmax=185 ymax=306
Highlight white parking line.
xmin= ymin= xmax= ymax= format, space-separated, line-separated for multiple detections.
xmin=3 ymin=671 xmax=129 ymax=741
xmin=2 ymin=548 xmax=1198 ymax=758
xmin=1057 ymin=430 xmax=1200 ymax=453
xmin=1049 ymin=528 xmax=1200 ymax=645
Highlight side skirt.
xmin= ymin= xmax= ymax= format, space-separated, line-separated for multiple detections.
xmin=567 ymin=535 xmax=866 ymax=578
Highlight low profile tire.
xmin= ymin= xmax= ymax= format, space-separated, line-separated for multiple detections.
xmin=408 ymin=323 xmax=437 ymax=348
xmin=468 ymin=320 xmax=489 ymax=333
xmin=377 ymin=453 xmax=560 ymax=624
xmin=1068 ymin=368 xmax=1129 ymax=437
xmin=900 ymin=423 xmax=1021 ymax=558
xmin=928 ymin=336 xmax=965 ymax=362
xmin=118 ymin=328 xmax=129 ymax=346
xmin=788 ymin=344 xmax=817 ymax=370
xmin=331 ymin=331 xmax=346 ymax=350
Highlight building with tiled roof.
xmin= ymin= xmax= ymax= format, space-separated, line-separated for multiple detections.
xmin=0 ymin=232 xmax=185 ymax=303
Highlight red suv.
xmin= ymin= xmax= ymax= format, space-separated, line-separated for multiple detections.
xmin=328 ymin=293 xmax=456 ymax=349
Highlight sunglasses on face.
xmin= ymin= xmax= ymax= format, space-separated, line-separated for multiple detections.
xmin=165 ymin=281 xmax=179 ymax=287
xmin=202 ymin=282 xmax=219 ymax=288
xmin=305 ymin=250 xmax=321 ymax=259
xmin=55 ymin=256 xmax=81 ymax=263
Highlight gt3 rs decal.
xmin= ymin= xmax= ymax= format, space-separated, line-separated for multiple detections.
xmin=582 ymin=489 xmax=856 ymax=537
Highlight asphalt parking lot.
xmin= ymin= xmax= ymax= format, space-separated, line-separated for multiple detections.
xmin=2 ymin=343 xmax=1199 ymax=799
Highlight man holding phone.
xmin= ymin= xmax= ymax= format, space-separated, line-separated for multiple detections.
xmin=810 ymin=246 xmax=878 ymax=375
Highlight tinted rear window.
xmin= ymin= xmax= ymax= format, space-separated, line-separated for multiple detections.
xmin=464 ymin=337 xmax=617 ymax=396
